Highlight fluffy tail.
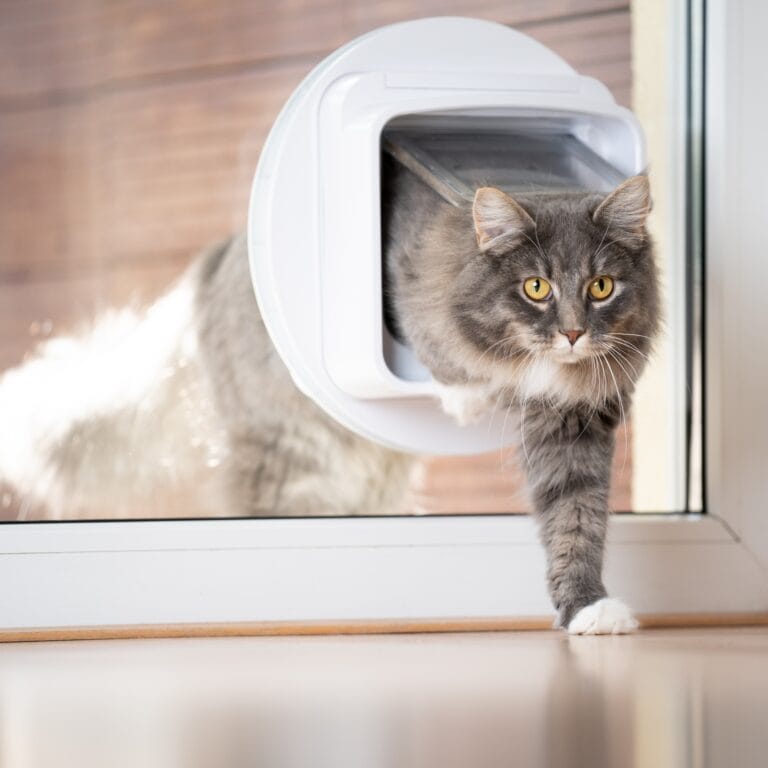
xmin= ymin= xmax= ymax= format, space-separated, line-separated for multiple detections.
xmin=0 ymin=266 xmax=228 ymax=519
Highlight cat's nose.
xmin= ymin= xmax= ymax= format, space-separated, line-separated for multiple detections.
xmin=560 ymin=329 xmax=585 ymax=346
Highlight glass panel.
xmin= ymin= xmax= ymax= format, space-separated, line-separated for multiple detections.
xmin=384 ymin=124 xmax=625 ymax=203
xmin=0 ymin=2 xmax=694 ymax=520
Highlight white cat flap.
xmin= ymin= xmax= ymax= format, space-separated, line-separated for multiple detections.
xmin=247 ymin=16 xmax=646 ymax=455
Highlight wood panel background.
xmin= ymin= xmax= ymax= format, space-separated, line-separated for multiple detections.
xmin=0 ymin=0 xmax=633 ymax=519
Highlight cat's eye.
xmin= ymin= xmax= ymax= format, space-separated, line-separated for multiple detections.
xmin=588 ymin=275 xmax=614 ymax=300
xmin=523 ymin=277 xmax=552 ymax=301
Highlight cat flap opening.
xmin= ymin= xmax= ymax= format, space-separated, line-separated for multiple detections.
xmin=380 ymin=119 xmax=628 ymax=384
xmin=382 ymin=121 xmax=626 ymax=208
xmin=248 ymin=17 xmax=645 ymax=455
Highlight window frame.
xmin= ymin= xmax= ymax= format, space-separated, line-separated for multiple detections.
xmin=1 ymin=0 xmax=767 ymax=637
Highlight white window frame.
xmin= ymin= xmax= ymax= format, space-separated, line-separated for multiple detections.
xmin=1 ymin=0 xmax=767 ymax=636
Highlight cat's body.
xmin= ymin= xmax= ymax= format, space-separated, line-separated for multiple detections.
xmin=194 ymin=235 xmax=414 ymax=518
xmin=0 ymin=156 xmax=659 ymax=633
xmin=384 ymin=157 xmax=659 ymax=631
xmin=0 ymin=236 xmax=414 ymax=520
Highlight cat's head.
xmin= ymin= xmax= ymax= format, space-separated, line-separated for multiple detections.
xmin=452 ymin=176 xmax=659 ymax=382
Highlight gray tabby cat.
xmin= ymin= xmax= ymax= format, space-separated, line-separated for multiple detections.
xmin=383 ymin=157 xmax=659 ymax=632
xmin=0 ymin=156 xmax=658 ymax=634
xmin=193 ymin=235 xmax=415 ymax=518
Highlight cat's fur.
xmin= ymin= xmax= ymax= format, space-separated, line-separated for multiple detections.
xmin=0 ymin=237 xmax=414 ymax=520
xmin=384 ymin=157 xmax=659 ymax=631
xmin=193 ymin=236 xmax=414 ymax=518
xmin=0 ymin=157 xmax=659 ymax=633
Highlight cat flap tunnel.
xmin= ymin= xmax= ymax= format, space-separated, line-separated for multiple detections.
xmin=248 ymin=16 xmax=645 ymax=456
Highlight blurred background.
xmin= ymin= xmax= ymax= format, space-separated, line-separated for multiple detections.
xmin=0 ymin=1 xmax=687 ymax=520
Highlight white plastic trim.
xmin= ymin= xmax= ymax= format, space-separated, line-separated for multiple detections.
xmin=705 ymin=0 xmax=768 ymax=571
xmin=0 ymin=514 xmax=763 ymax=630
xmin=248 ymin=17 xmax=645 ymax=455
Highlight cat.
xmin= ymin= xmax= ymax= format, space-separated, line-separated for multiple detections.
xmin=384 ymin=155 xmax=659 ymax=633
xmin=0 ymin=156 xmax=658 ymax=634
xmin=0 ymin=236 xmax=415 ymax=520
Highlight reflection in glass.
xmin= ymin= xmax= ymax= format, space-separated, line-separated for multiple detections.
xmin=0 ymin=3 xmax=691 ymax=521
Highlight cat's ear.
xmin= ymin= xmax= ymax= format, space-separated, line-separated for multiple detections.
xmin=592 ymin=175 xmax=652 ymax=248
xmin=472 ymin=187 xmax=535 ymax=255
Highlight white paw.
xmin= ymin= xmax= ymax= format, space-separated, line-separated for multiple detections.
xmin=567 ymin=598 xmax=638 ymax=635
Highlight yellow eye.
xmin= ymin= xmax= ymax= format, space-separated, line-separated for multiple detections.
xmin=523 ymin=277 xmax=552 ymax=301
xmin=588 ymin=275 xmax=614 ymax=300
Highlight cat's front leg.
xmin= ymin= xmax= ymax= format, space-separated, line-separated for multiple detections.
xmin=522 ymin=399 xmax=638 ymax=635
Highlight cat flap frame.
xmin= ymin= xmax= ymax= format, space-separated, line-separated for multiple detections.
xmin=247 ymin=16 xmax=646 ymax=455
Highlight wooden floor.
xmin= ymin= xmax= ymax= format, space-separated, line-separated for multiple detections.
xmin=2 ymin=627 xmax=767 ymax=767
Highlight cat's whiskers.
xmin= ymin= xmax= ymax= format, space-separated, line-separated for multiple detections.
xmin=600 ymin=356 xmax=612 ymax=409
xmin=571 ymin=353 xmax=606 ymax=445
xmin=594 ymin=339 xmax=641 ymax=380
xmin=587 ymin=352 xmax=624 ymax=469
xmin=480 ymin=345 xmax=555 ymax=469
xmin=606 ymin=337 xmax=650 ymax=355
xmin=506 ymin=348 xmax=544 ymax=471
xmin=603 ymin=351 xmax=638 ymax=422
xmin=599 ymin=350 xmax=629 ymax=476
xmin=603 ymin=344 xmax=640 ymax=380
xmin=609 ymin=332 xmax=655 ymax=341
xmin=608 ymin=336 xmax=694 ymax=399
xmin=486 ymin=383 xmax=509 ymax=438
xmin=488 ymin=382 xmax=516 ymax=470
xmin=519 ymin=396 xmax=533 ymax=471
xmin=604 ymin=332 xmax=653 ymax=349
xmin=504 ymin=349 xmax=536 ymax=424
xmin=547 ymin=391 xmax=568 ymax=426
xmin=476 ymin=333 xmax=525 ymax=367
xmin=482 ymin=347 xmax=533 ymax=466
xmin=487 ymin=368 xmax=525 ymax=460
xmin=603 ymin=335 xmax=652 ymax=364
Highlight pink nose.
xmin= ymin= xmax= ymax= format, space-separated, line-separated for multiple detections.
xmin=560 ymin=329 xmax=585 ymax=346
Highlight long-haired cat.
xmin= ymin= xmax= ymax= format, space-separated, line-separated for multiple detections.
xmin=384 ymin=157 xmax=659 ymax=632
xmin=0 ymin=157 xmax=658 ymax=634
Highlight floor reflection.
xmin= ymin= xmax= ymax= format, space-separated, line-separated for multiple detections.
xmin=0 ymin=628 xmax=766 ymax=767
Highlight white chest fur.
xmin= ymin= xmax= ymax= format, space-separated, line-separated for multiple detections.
xmin=435 ymin=358 xmax=582 ymax=426
xmin=517 ymin=357 xmax=562 ymax=401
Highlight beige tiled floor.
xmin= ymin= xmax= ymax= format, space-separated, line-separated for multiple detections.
xmin=1 ymin=627 xmax=766 ymax=767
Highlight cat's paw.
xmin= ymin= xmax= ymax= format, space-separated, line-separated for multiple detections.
xmin=567 ymin=598 xmax=638 ymax=635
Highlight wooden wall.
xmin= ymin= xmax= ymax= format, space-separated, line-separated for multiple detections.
xmin=0 ymin=0 xmax=633 ymax=518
